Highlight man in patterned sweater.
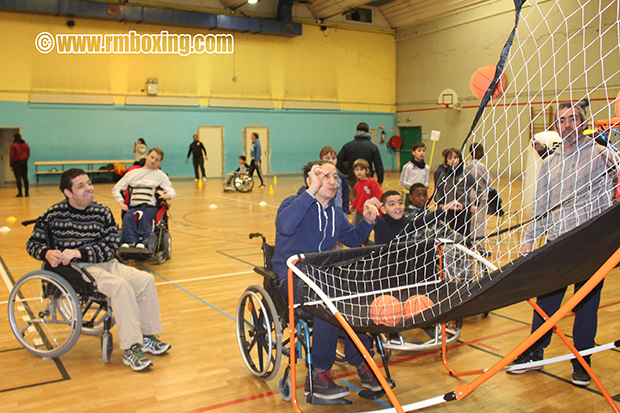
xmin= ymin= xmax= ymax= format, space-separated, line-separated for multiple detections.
xmin=27 ymin=169 xmax=170 ymax=371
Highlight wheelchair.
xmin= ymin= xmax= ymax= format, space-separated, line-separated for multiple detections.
xmin=235 ymin=233 xmax=394 ymax=404
xmin=7 ymin=219 xmax=114 ymax=362
xmin=223 ymin=171 xmax=253 ymax=193
xmin=118 ymin=191 xmax=172 ymax=265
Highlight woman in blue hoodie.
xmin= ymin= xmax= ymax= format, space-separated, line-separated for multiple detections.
xmin=272 ymin=160 xmax=383 ymax=401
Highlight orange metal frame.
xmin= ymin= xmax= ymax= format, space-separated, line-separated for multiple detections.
xmin=286 ymin=258 xmax=405 ymax=413
xmin=286 ymin=246 xmax=620 ymax=412
xmin=441 ymin=246 xmax=620 ymax=411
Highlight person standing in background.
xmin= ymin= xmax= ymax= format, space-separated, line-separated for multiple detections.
xmin=186 ymin=134 xmax=207 ymax=182
xmin=464 ymin=142 xmax=491 ymax=256
xmin=249 ymin=132 xmax=265 ymax=188
xmin=10 ymin=133 xmax=30 ymax=197
xmin=337 ymin=122 xmax=384 ymax=197
xmin=133 ymin=138 xmax=147 ymax=166
xmin=399 ymin=142 xmax=430 ymax=207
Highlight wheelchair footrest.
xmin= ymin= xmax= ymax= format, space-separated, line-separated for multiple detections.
xmin=307 ymin=395 xmax=353 ymax=405
xmin=359 ymin=389 xmax=386 ymax=400
xmin=119 ymin=247 xmax=152 ymax=254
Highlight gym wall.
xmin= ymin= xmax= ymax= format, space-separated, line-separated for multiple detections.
xmin=396 ymin=0 xmax=618 ymax=179
xmin=0 ymin=10 xmax=396 ymax=181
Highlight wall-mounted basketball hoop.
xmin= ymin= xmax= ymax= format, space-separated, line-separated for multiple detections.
xmin=437 ymin=88 xmax=461 ymax=110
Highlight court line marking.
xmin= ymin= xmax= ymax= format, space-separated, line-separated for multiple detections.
xmin=153 ymin=270 xmax=255 ymax=285
xmin=0 ymin=254 xmax=14 ymax=292
xmin=338 ymin=379 xmax=392 ymax=409
xmin=215 ymin=195 xmax=279 ymax=208
xmin=137 ymin=262 xmax=236 ymax=321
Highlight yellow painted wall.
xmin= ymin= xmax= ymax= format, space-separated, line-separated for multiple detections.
xmin=0 ymin=10 xmax=395 ymax=111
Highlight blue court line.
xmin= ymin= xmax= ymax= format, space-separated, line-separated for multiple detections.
xmin=136 ymin=262 xmax=235 ymax=322
xmin=26 ymin=198 xmax=48 ymax=210
xmin=338 ymin=379 xmax=391 ymax=409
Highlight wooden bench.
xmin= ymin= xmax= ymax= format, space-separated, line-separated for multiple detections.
xmin=35 ymin=160 xmax=134 ymax=185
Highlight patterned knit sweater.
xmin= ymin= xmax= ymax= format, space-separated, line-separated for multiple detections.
xmin=27 ymin=200 xmax=119 ymax=264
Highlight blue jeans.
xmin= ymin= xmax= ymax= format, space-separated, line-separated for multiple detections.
xmin=277 ymin=279 xmax=373 ymax=371
xmin=530 ymin=278 xmax=604 ymax=352
xmin=312 ymin=317 xmax=373 ymax=371
xmin=122 ymin=206 xmax=158 ymax=244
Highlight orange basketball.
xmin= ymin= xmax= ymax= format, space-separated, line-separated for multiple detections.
xmin=369 ymin=295 xmax=403 ymax=327
xmin=403 ymin=295 xmax=435 ymax=320
xmin=470 ymin=65 xmax=506 ymax=100
xmin=615 ymin=90 xmax=620 ymax=118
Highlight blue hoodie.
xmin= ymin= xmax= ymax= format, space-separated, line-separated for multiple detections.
xmin=272 ymin=186 xmax=375 ymax=283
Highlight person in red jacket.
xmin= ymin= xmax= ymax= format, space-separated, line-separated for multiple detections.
xmin=10 ymin=133 xmax=30 ymax=197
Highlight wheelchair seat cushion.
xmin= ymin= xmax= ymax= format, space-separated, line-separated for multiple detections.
xmin=44 ymin=263 xmax=94 ymax=295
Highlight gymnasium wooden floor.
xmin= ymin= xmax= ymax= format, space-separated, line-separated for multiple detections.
xmin=0 ymin=173 xmax=618 ymax=413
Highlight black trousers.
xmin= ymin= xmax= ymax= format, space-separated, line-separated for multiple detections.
xmin=192 ymin=157 xmax=206 ymax=179
xmin=13 ymin=160 xmax=29 ymax=195
xmin=249 ymin=159 xmax=264 ymax=185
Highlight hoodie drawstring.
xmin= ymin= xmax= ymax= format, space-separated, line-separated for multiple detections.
xmin=316 ymin=203 xmax=322 ymax=231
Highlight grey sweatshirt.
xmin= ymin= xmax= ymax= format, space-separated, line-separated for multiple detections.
xmin=523 ymin=139 xmax=616 ymax=246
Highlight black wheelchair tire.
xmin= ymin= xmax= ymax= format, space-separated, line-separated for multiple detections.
xmin=101 ymin=332 xmax=113 ymax=363
xmin=236 ymin=284 xmax=282 ymax=381
xmin=8 ymin=271 xmax=83 ymax=359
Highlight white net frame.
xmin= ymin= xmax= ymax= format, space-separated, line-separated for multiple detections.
xmin=289 ymin=0 xmax=620 ymax=332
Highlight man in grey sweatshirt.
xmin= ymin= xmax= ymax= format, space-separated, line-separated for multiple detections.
xmin=510 ymin=100 xmax=617 ymax=387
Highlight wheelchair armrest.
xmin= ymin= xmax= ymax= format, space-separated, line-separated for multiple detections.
xmin=254 ymin=266 xmax=279 ymax=282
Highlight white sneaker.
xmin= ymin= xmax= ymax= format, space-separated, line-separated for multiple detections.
xmin=202 ymin=177 xmax=207 ymax=181
xmin=120 ymin=243 xmax=129 ymax=248
xmin=136 ymin=243 xmax=146 ymax=249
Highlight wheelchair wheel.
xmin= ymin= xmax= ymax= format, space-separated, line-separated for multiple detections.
xmin=161 ymin=232 xmax=171 ymax=260
xmin=8 ymin=271 xmax=82 ymax=359
xmin=234 ymin=175 xmax=254 ymax=193
xmin=155 ymin=251 xmax=166 ymax=265
xmin=101 ymin=332 xmax=113 ymax=363
xmin=236 ymin=285 xmax=282 ymax=381
xmin=279 ymin=375 xmax=292 ymax=402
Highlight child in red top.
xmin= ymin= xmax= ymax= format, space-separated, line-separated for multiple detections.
xmin=350 ymin=158 xmax=383 ymax=225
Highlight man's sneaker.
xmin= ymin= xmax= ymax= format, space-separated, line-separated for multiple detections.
xmin=571 ymin=358 xmax=591 ymax=387
xmin=357 ymin=361 xmax=383 ymax=392
xmin=142 ymin=335 xmax=171 ymax=355
xmin=135 ymin=243 xmax=146 ymax=249
xmin=304 ymin=368 xmax=350 ymax=400
xmin=120 ymin=243 xmax=129 ymax=248
xmin=507 ymin=348 xmax=544 ymax=374
xmin=259 ymin=184 xmax=265 ymax=189
xmin=202 ymin=177 xmax=207 ymax=181
xmin=123 ymin=344 xmax=153 ymax=371
xmin=194 ymin=178 xmax=198 ymax=182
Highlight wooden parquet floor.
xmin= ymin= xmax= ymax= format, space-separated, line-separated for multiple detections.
xmin=0 ymin=174 xmax=618 ymax=413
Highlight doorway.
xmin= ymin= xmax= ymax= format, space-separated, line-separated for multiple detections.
xmin=197 ymin=126 xmax=224 ymax=178
xmin=243 ymin=127 xmax=269 ymax=175
xmin=0 ymin=128 xmax=20 ymax=185
xmin=398 ymin=126 xmax=422 ymax=170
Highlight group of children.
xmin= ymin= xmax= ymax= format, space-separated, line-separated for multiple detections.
xmin=323 ymin=139 xmax=492 ymax=251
